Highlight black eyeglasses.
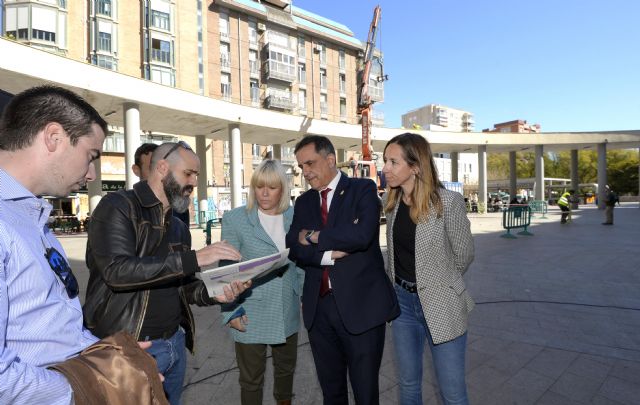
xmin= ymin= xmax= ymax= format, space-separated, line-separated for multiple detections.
xmin=163 ymin=141 xmax=193 ymax=160
xmin=45 ymin=247 xmax=79 ymax=299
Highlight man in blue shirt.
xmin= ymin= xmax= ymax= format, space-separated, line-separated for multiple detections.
xmin=0 ymin=86 xmax=245 ymax=404
xmin=0 ymin=85 xmax=108 ymax=404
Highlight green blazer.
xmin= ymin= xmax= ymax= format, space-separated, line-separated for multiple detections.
xmin=221 ymin=205 xmax=304 ymax=344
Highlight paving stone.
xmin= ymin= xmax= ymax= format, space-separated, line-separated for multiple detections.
xmin=524 ymin=347 xmax=579 ymax=380
xmin=566 ymin=354 xmax=613 ymax=382
xmin=598 ymin=376 xmax=640 ymax=405
xmin=549 ymin=372 xmax=603 ymax=402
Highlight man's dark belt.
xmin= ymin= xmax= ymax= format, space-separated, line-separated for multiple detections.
xmin=395 ymin=275 xmax=418 ymax=293
xmin=142 ymin=325 xmax=179 ymax=341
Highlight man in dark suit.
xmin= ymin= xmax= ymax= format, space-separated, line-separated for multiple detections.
xmin=286 ymin=135 xmax=399 ymax=405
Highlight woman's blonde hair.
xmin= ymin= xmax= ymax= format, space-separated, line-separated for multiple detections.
xmin=383 ymin=133 xmax=443 ymax=222
xmin=246 ymin=159 xmax=290 ymax=214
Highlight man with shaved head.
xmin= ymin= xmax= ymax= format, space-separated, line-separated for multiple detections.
xmin=84 ymin=141 xmax=249 ymax=405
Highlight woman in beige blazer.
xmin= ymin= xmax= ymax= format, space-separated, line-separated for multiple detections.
xmin=382 ymin=133 xmax=475 ymax=405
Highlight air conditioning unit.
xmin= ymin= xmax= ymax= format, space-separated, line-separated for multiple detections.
xmin=257 ymin=22 xmax=266 ymax=31
xmin=314 ymin=43 xmax=323 ymax=53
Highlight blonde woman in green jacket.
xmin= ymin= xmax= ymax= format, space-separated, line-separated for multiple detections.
xmin=221 ymin=159 xmax=304 ymax=405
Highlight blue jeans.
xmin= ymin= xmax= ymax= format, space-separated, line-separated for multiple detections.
xmin=392 ymin=284 xmax=469 ymax=405
xmin=145 ymin=328 xmax=187 ymax=405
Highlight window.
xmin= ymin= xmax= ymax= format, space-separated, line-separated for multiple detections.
xmin=250 ymin=79 xmax=259 ymax=104
xmin=297 ymin=35 xmax=305 ymax=58
xmin=96 ymin=0 xmax=111 ymax=17
xmin=6 ymin=29 xmax=29 ymax=40
xmin=32 ymin=29 xmax=56 ymax=42
xmin=151 ymin=10 xmax=170 ymax=30
xmin=98 ymin=32 xmax=111 ymax=52
xmin=220 ymin=43 xmax=230 ymax=69
xmin=252 ymin=144 xmax=261 ymax=157
xmin=151 ymin=38 xmax=171 ymax=63
xmin=339 ymin=49 xmax=345 ymax=70
xmin=320 ymin=68 xmax=327 ymax=89
xmin=340 ymin=98 xmax=346 ymax=119
xmin=298 ymin=90 xmax=306 ymax=111
xmin=95 ymin=54 xmax=117 ymax=70
xmin=219 ymin=12 xmax=229 ymax=39
xmin=318 ymin=43 xmax=326 ymax=64
xmin=248 ymin=20 xmax=257 ymax=45
xmin=150 ymin=66 xmax=174 ymax=86
xmin=339 ymin=73 xmax=346 ymax=93
xmin=320 ymin=93 xmax=328 ymax=115
xmin=298 ymin=63 xmax=306 ymax=85
xmin=249 ymin=50 xmax=258 ymax=75
xmin=221 ymin=73 xmax=231 ymax=100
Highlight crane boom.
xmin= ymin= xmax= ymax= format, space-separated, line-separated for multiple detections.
xmin=357 ymin=5 xmax=382 ymax=161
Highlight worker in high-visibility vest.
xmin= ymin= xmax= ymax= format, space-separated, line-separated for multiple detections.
xmin=557 ymin=189 xmax=574 ymax=224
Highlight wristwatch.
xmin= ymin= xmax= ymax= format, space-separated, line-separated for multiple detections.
xmin=305 ymin=230 xmax=315 ymax=244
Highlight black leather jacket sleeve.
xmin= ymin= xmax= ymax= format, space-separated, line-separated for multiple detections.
xmin=86 ymin=192 xmax=198 ymax=292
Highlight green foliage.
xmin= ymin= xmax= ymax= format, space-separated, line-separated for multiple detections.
xmin=486 ymin=149 xmax=639 ymax=194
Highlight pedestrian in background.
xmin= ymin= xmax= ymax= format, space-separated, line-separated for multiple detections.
xmin=602 ymin=185 xmax=616 ymax=225
xmin=558 ymin=189 xmax=574 ymax=224
xmin=382 ymin=133 xmax=475 ymax=405
xmin=221 ymin=159 xmax=304 ymax=405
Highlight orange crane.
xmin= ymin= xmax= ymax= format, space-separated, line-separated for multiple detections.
xmin=357 ymin=5 xmax=385 ymax=161
xmin=338 ymin=5 xmax=387 ymax=194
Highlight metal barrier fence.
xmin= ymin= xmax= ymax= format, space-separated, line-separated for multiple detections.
xmin=501 ymin=205 xmax=533 ymax=239
xmin=528 ymin=200 xmax=548 ymax=219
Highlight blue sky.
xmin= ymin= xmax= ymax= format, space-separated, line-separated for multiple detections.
xmin=292 ymin=0 xmax=640 ymax=132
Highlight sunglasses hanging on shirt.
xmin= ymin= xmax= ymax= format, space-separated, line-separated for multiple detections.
xmin=44 ymin=246 xmax=79 ymax=299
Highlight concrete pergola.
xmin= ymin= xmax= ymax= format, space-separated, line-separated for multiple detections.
xmin=2 ymin=38 xmax=639 ymax=215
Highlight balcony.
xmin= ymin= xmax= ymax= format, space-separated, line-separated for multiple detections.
xmin=264 ymin=60 xmax=296 ymax=82
xmin=260 ymin=31 xmax=294 ymax=51
xmin=265 ymin=88 xmax=296 ymax=111
xmin=151 ymin=49 xmax=171 ymax=64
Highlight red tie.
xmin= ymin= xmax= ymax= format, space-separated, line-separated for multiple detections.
xmin=319 ymin=188 xmax=331 ymax=296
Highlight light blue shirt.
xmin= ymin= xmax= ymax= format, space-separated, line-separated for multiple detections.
xmin=0 ymin=168 xmax=98 ymax=404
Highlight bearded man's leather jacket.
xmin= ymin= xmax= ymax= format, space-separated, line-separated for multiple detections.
xmin=83 ymin=181 xmax=216 ymax=352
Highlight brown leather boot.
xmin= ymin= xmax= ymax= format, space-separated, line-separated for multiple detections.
xmin=276 ymin=400 xmax=291 ymax=405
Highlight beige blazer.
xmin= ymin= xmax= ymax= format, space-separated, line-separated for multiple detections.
xmin=385 ymin=188 xmax=475 ymax=344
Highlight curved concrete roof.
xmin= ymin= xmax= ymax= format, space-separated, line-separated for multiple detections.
xmin=1 ymin=39 xmax=639 ymax=154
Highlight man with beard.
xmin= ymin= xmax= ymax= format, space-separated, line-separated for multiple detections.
xmin=83 ymin=141 xmax=248 ymax=405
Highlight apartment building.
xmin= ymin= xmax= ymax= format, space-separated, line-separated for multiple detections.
xmin=1 ymin=0 xmax=383 ymax=218
xmin=401 ymin=104 xmax=478 ymax=185
xmin=401 ymin=104 xmax=474 ymax=133
xmin=483 ymin=119 xmax=541 ymax=133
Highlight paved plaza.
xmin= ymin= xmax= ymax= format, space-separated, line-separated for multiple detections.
xmin=62 ymin=203 xmax=640 ymax=404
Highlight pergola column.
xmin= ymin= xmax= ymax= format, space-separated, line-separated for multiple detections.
xmin=123 ymin=103 xmax=141 ymax=190
xmin=509 ymin=151 xmax=517 ymax=199
xmin=570 ymin=149 xmax=579 ymax=192
xmin=88 ymin=158 xmax=102 ymax=215
xmin=534 ymin=145 xmax=544 ymax=202
xmin=271 ymin=144 xmax=282 ymax=160
xmin=196 ymin=135 xmax=208 ymax=227
xmin=478 ymin=145 xmax=487 ymax=211
xmin=229 ymin=124 xmax=242 ymax=209
xmin=451 ymin=152 xmax=459 ymax=182
xmin=597 ymin=142 xmax=607 ymax=209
